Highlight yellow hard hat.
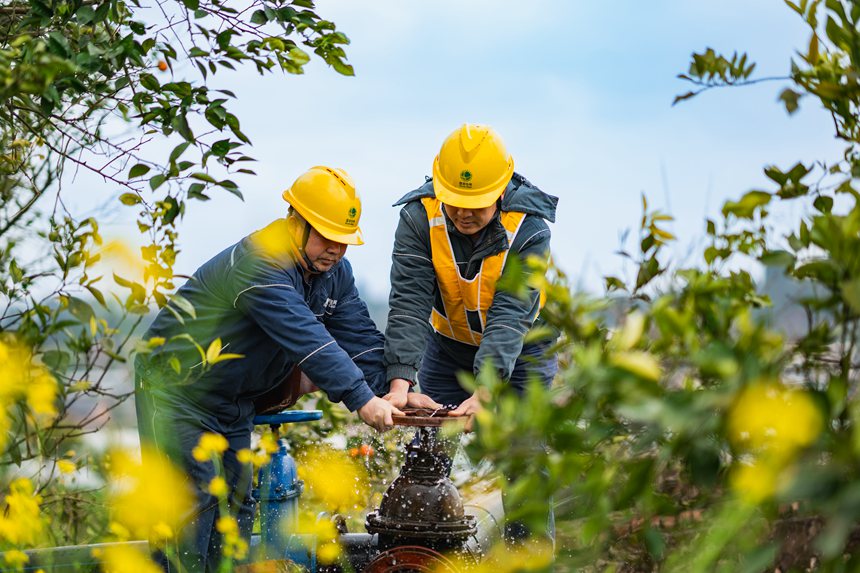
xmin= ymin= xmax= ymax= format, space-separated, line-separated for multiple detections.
xmin=281 ymin=166 xmax=364 ymax=245
xmin=432 ymin=124 xmax=514 ymax=209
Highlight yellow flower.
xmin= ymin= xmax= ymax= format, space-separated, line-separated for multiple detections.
xmin=468 ymin=538 xmax=554 ymax=573
xmin=208 ymin=476 xmax=228 ymax=498
xmin=728 ymin=382 xmax=822 ymax=458
xmin=99 ymin=544 xmax=164 ymax=573
xmin=0 ymin=337 xmax=59 ymax=426
xmin=259 ymin=432 xmax=279 ymax=455
xmin=216 ymin=516 xmax=248 ymax=559
xmin=3 ymin=549 xmax=29 ymax=568
xmin=192 ymin=432 xmax=229 ymax=462
xmin=107 ymin=446 xmax=193 ymax=547
xmin=27 ymin=371 xmax=58 ymax=417
xmin=237 ymin=448 xmax=254 ymax=464
xmin=0 ymin=478 xmax=45 ymax=546
xmin=296 ymin=512 xmax=341 ymax=564
xmin=297 ymin=447 xmax=368 ymax=512
xmin=730 ymin=459 xmax=780 ymax=504
xmin=57 ymin=459 xmax=76 ymax=474
xmin=108 ymin=521 xmax=131 ymax=540
xmin=317 ymin=541 xmax=341 ymax=563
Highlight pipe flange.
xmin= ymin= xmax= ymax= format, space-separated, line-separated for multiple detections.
xmin=363 ymin=545 xmax=461 ymax=573
xmin=365 ymin=512 xmax=476 ymax=539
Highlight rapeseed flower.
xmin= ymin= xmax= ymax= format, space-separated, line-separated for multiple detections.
xmin=0 ymin=478 xmax=46 ymax=546
xmin=192 ymin=432 xmax=229 ymax=462
xmin=208 ymin=476 xmax=228 ymax=498
xmin=98 ymin=544 xmax=163 ymax=573
xmin=3 ymin=549 xmax=29 ymax=568
xmin=466 ymin=538 xmax=554 ymax=573
xmin=296 ymin=446 xmax=368 ymax=513
xmin=216 ymin=515 xmax=248 ymax=559
xmin=727 ymin=381 xmax=822 ymax=504
xmin=0 ymin=338 xmax=59 ymax=449
xmin=728 ymin=381 xmax=822 ymax=458
xmin=107 ymin=446 xmax=193 ymax=547
xmin=296 ymin=512 xmax=341 ymax=564
xmin=56 ymin=459 xmax=76 ymax=475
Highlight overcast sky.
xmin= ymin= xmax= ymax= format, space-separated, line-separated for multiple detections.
xmin=81 ymin=1 xmax=843 ymax=301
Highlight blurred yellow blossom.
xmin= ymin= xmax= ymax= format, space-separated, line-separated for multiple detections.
xmin=296 ymin=512 xmax=341 ymax=564
xmin=728 ymin=381 xmax=822 ymax=458
xmin=3 ymin=549 xmax=29 ymax=568
xmin=57 ymin=459 xmax=76 ymax=474
xmin=467 ymin=538 xmax=554 ymax=573
xmin=99 ymin=544 xmax=163 ymax=573
xmin=259 ymin=432 xmax=279 ymax=455
xmin=208 ymin=476 xmax=228 ymax=498
xmin=250 ymin=219 xmax=293 ymax=258
xmin=216 ymin=515 xmax=248 ymax=559
xmin=0 ymin=478 xmax=46 ymax=546
xmin=297 ymin=446 xmax=367 ymax=512
xmin=192 ymin=432 xmax=229 ymax=462
xmin=107 ymin=446 xmax=193 ymax=547
xmin=0 ymin=337 xmax=59 ymax=447
xmin=98 ymin=239 xmax=146 ymax=285
xmin=237 ymin=448 xmax=254 ymax=465
xmin=730 ymin=459 xmax=782 ymax=504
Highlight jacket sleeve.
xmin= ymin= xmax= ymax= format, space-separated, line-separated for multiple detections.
xmin=232 ymin=257 xmax=375 ymax=412
xmin=383 ymin=203 xmax=436 ymax=384
xmin=323 ymin=259 xmax=388 ymax=397
xmin=474 ymin=220 xmax=551 ymax=381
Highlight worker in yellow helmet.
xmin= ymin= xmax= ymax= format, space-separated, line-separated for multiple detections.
xmin=136 ymin=166 xmax=413 ymax=572
xmin=382 ymin=125 xmax=559 ymax=544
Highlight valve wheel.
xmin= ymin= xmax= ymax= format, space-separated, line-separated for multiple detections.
xmin=363 ymin=546 xmax=461 ymax=573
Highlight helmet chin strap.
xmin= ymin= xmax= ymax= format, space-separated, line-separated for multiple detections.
xmin=288 ymin=212 xmax=322 ymax=275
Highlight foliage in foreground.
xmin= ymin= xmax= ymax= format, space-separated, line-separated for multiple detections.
xmin=468 ymin=1 xmax=860 ymax=571
xmin=0 ymin=0 xmax=355 ymax=569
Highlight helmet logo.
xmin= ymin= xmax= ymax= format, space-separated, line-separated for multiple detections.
xmin=345 ymin=206 xmax=358 ymax=226
xmin=458 ymin=170 xmax=473 ymax=189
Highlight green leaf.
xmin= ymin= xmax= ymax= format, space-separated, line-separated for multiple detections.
xmin=182 ymin=0 xmax=199 ymax=9
xmin=119 ymin=193 xmax=141 ymax=206
xmin=289 ymin=47 xmax=311 ymax=65
xmin=129 ymin=163 xmax=150 ymax=179
xmin=191 ymin=172 xmax=217 ymax=183
xmin=813 ymin=195 xmax=834 ymax=213
xmin=841 ymin=277 xmax=860 ymax=313
xmin=760 ymin=250 xmax=795 ymax=268
xmin=779 ymin=88 xmax=801 ymax=114
xmin=721 ymin=190 xmax=772 ymax=219
xmin=170 ymin=142 xmax=191 ymax=163
xmin=149 ymin=174 xmax=166 ymax=190
xmin=139 ymin=73 xmax=160 ymax=91
xmin=250 ymin=9 xmax=268 ymax=24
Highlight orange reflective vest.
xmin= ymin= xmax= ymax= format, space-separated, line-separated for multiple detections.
xmin=422 ymin=197 xmax=542 ymax=346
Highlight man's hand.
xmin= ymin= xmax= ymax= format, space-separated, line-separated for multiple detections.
xmin=448 ymin=392 xmax=485 ymax=432
xmin=381 ymin=378 xmax=411 ymax=409
xmin=405 ymin=392 xmax=443 ymax=409
xmin=358 ymin=396 xmax=403 ymax=432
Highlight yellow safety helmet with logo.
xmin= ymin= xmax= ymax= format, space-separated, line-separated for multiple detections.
xmin=281 ymin=166 xmax=364 ymax=245
xmin=432 ymin=124 xmax=514 ymax=210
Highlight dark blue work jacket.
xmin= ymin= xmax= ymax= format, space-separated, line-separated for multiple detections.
xmin=137 ymin=219 xmax=385 ymax=430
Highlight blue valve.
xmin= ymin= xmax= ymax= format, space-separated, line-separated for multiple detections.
xmin=253 ymin=409 xmax=322 ymax=567
xmin=253 ymin=409 xmax=323 ymax=427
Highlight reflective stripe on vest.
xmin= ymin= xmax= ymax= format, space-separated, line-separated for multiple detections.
xmin=422 ymin=197 xmax=528 ymax=346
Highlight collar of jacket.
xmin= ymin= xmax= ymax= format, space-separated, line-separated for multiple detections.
xmin=393 ymin=172 xmax=559 ymax=223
